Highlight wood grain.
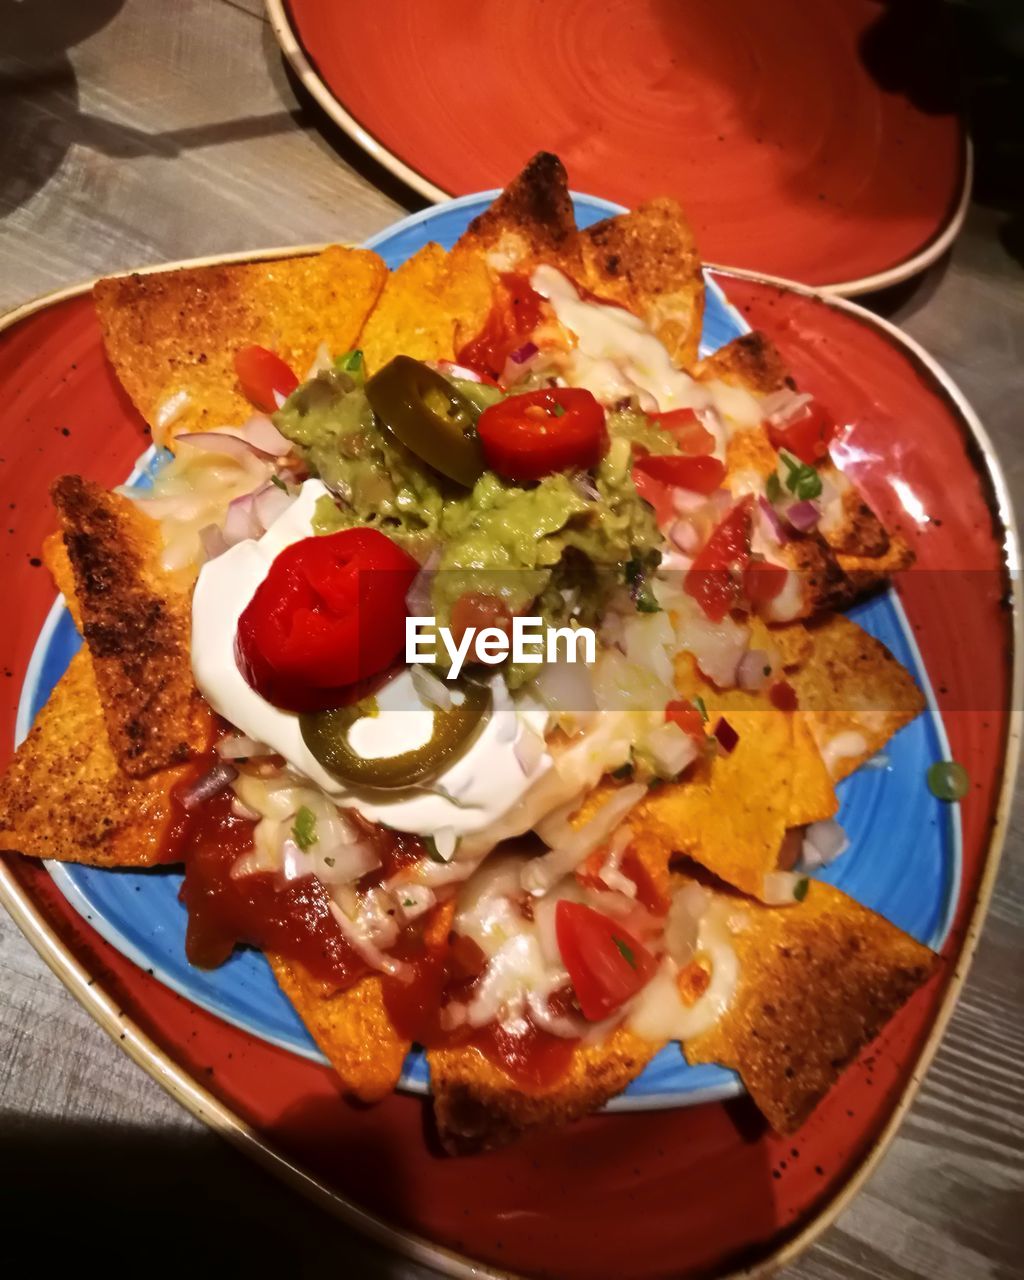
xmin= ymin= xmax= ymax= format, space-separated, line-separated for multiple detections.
xmin=0 ymin=2 xmax=1021 ymax=1276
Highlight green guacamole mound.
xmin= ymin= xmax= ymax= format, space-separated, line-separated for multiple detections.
xmin=274 ymin=367 xmax=668 ymax=681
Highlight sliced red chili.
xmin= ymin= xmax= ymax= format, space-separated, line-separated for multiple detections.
xmin=476 ymin=386 xmax=608 ymax=481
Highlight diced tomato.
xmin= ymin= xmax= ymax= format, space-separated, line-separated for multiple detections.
xmin=767 ymin=401 xmax=837 ymax=466
xmin=456 ymin=273 xmax=545 ymax=382
xmin=477 ymin=386 xmax=608 ymax=480
xmin=743 ymin=557 xmax=788 ymax=605
xmin=665 ymin=699 xmax=705 ymax=737
xmin=234 ymin=345 xmax=299 ymax=413
xmin=684 ymin=498 xmax=752 ymax=622
xmin=769 ymin=680 xmax=799 ymax=711
xmin=555 ymin=901 xmax=656 ymax=1021
xmin=650 ymin=408 xmax=715 ymax=456
xmin=620 ymin=850 xmax=671 ymax=917
xmin=575 ymin=846 xmax=610 ymax=892
xmin=633 ymin=453 xmax=725 ymax=495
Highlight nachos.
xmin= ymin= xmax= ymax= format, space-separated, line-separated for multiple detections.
xmin=0 ymin=155 xmax=937 ymax=1153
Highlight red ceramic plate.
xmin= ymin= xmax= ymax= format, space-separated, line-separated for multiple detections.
xmin=268 ymin=0 xmax=969 ymax=294
xmin=0 ymin=249 xmax=1018 ymax=1277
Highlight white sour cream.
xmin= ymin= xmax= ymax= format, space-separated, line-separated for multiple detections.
xmin=191 ymin=479 xmax=553 ymax=838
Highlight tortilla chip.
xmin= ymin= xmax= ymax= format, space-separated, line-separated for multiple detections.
xmin=456 ymin=151 xmax=582 ymax=275
xmin=578 ymin=199 xmax=705 ymax=368
xmin=696 ymin=331 xmax=791 ymax=395
xmin=0 ymin=649 xmax=190 ymax=866
xmin=429 ymin=1026 xmax=661 ymax=1154
xmin=773 ymin=614 xmax=925 ymax=780
xmin=52 ymin=476 xmax=214 ymax=777
xmin=684 ymin=878 xmax=939 ymax=1131
xmin=357 ymin=242 xmax=493 ymax=373
xmin=267 ymin=960 xmax=409 ymax=1103
xmin=42 ymin=530 xmax=82 ymax=630
xmin=94 ymin=246 xmax=386 ymax=437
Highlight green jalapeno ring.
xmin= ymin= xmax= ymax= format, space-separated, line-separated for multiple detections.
xmin=365 ymin=355 xmax=485 ymax=488
xmin=300 ymin=679 xmax=493 ymax=792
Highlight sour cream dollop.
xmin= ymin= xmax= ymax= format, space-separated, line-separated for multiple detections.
xmin=191 ymin=479 xmax=552 ymax=838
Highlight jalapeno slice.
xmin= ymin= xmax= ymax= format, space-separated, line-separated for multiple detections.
xmin=300 ymin=679 xmax=492 ymax=790
xmin=365 ymin=355 xmax=485 ymax=488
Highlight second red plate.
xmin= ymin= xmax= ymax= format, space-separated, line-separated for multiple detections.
xmin=270 ymin=0 xmax=968 ymax=293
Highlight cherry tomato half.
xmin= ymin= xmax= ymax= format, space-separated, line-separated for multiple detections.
xmin=649 ymin=408 xmax=716 ymax=456
xmin=456 ymin=273 xmax=545 ymax=382
xmin=476 ymin=386 xmax=608 ymax=481
xmin=555 ymin=900 xmax=656 ymax=1022
xmin=234 ymin=345 xmax=299 ymax=413
xmin=684 ymin=498 xmax=752 ymax=622
xmin=236 ymin=529 xmax=419 ymax=712
xmin=767 ymin=401 xmax=837 ymax=466
xmin=633 ymin=453 xmax=725 ymax=495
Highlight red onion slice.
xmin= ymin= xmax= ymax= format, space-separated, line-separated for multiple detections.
xmin=509 ymin=341 xmax=539 ymax=365
xmin=229 ymin=414 xmax=293 ymax=457
xmin=222 ymin=491 xmax=261 ymax=546
xmin=252 ymin=480 xmax=295 ymax=531
xmin=757 ymin=495 xmax=791 ymax=545
xmin=180 ymin=761 xmax=238 ymax=809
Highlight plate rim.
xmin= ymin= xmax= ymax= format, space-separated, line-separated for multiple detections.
xmin=0 ymin=243 xmax=1018 ymax=1280
xmin=264 ymin=0 xmax=973 ymax=298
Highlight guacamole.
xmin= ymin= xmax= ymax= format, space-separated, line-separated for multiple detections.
xmin=274 ymin=366 xmax=667 ymax=679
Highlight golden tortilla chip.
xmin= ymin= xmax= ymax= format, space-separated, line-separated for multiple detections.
xmin=577 ymin=198 xmax=705 ymax=368
xmin=94 ymin=246 xmax=386 ymax=437
xmin=52 ymin=476 xmax=214 ymax=777
xmin=42 ymin=530 xmax=81 ymax=630
xmin=429 ymin=1026 xmax=661 ymax=1155
xmin=267 ymin=960 xmax=409 ymax=1104
xmin=773 ymin=614 xmax=925 ymax=780
xmin=684 ymin=878 xmax=939 ymax=1132
xmin=357 ymin=242 xmax=493 ymax=373
xmin=0 ymin=649 xmax=190 ymax=866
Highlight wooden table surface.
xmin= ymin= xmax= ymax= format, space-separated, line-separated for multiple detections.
xmin=1 ymin=2 xmax=1021 ymax=1276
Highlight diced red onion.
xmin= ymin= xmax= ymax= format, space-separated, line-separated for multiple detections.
xmin=713 ymin=717 xmax=739 ymax=754
xmin=669 ymin=518 xmax=700 ymax=555
xmin=180 ymin=761 xmax=238 ymax=809
xmin=572 ymin=472 xmax=601 ymax=502
xmin=397 ymin=884 xmax=436 ymax=922
xmin=785 ymin=499 xmax=821 ymax=532
xmin=198 ymin=523 xmax=230 ymax=562
xmin=252 ymin=480 xmax=295 ymax=530
xmin=736 ymin=648 xmax=772 ymax=692
xmin=223 ymin=491 xmax=261 ymax=546
xmin=512 ymin=726 xmax=546 ymax=776
xmin=534 ymin=658 xmax=597 ymax=715
xmin=411 ymin=663 xmax=453 ymax=712
xmin=226 ymin=414 xmax=293 ymax=457
xmin=670 ymin=488 xmax=708 ymax=516
xmin=405 ymin=547 xmax=440 ymax=616
xmin=801 ymin=819 xmax=848 ymax=869
xmin=509 ymin=341 xmax=539 ymax=365
xmin=761 ymin=389 xmax=813 ymax=426
xmin=757 ymin=495 xmax=791 ymax=545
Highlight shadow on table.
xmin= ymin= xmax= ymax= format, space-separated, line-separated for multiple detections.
xmin=0 ymin=1114 xmax=423 ymax=1276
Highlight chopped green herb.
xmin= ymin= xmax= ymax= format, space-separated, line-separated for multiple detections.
xmin=552 ymin=403 xmax=567 ymax=417
xmin=780 ymin=450 xmax=823 ymax=501
xmin=635 ymin=585 xmax=661 ymax=613
xmin=402 ymin=897 xmax=415 ymax=908
xmin=335 ymin=348 xmax=365 ymax=382
xmin=270 ymin=474 xmax=288 ymax=492
xmin=292 ymin=805 xmax=318 ymax=851
xmin=613 ymin=936 xmax=637 ymax=969
xmin=765 ymin=472 xmax=782 ymax=503
xmin=693 ymin=695 xmax=709 ymax=723
xmin=927 ymin=760 xmax=969 ymax=801
xmin=625 ymin=556 xmax=661 ymax=613
xmin=793 ymin=876 xmax=810 ymax=902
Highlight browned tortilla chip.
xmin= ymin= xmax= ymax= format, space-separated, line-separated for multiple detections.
xmin=429 ymin=1026 xmax=662 ymax=1154
xmin=773 ymin=614 xmax=925 ymax=779
xmin=42 ymin=530 xmax=81 ymax=630
xmin=357 ymin=242 xmax=493 ymax=373
xmin=684 ymin=879 xmax=939 ymax=1131
xmin=52 ymin=476 xmax=214 ymax=777
xmin=0 ymin=649 xmax=190 ymax=866
xmin=94 ymin=246 xmax=386 ymax=437
xmin=456 ymin=151 xmax=582 ymax=275
xmin=696 ymin=331 xmax=790 ymax=394
xmin=267 ymin=960 xmax=409 ymax=1103
xmin=577 ymin=199 xmax=705 ymax=368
